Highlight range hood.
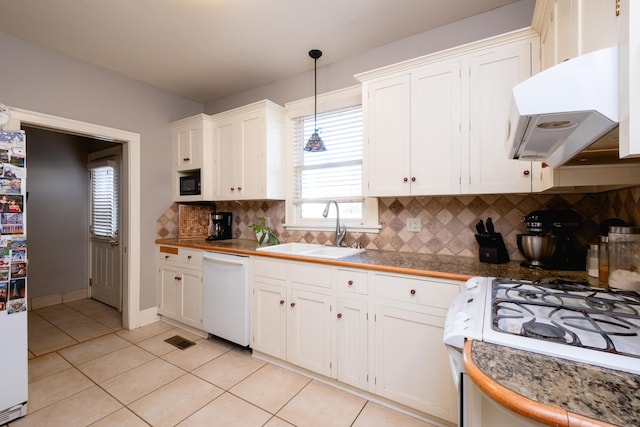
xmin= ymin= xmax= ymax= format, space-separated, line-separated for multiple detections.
xmin=506 ymin=46 xmax=619 ymax=168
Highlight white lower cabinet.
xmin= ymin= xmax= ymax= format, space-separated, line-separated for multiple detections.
xmin=250 ymin=256 xmax=461 ymax=423
xmin=373 ymin=273 xmax=460 ymax=423
xmin=157 ymin=246 xmax=203 ymax=329
xmin=250 ymin=258 xmax=334 ymax=377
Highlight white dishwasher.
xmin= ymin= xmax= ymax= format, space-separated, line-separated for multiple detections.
xmin=202 ymin=251 xmax=250 ymax=347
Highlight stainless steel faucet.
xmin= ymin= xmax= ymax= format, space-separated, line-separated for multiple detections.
xmin=323 ymin=199 xmax=346 ymax=247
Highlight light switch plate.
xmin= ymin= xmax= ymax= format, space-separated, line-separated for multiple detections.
xmin=406 ymin=218 xmax=421 ymax=232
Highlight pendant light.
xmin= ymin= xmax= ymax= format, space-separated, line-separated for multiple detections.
xmin=304 ymin=49 xmax=327 ymax=152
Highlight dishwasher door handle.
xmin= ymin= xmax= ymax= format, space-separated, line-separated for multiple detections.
xmin=203 ymin=252 xmax=248 ymax=266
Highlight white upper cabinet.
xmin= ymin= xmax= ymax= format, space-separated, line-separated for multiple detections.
xmin=170 ymin=114 xmax=215 ymax=201
xmin=535 ymin=0 xmax=620 ymax=70
xmin=358 ymin=29 xmax=539 ymax=197
xmin=212 ymin=100 xmax=286 ymax=201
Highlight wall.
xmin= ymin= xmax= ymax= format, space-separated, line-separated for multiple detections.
xmin=204 ymin=0 xmax=536 ymax=114
xmin=158 ymin=187 xmax=640 ymax=263
xmin=0 ymin=31 xmax=203 ymax=310
xmin=25 ymin=127 xmax=93 ymax=298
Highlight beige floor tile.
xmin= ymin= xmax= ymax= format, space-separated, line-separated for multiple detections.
xmin=28 ymin=352 xmax=72 ymax=383
xmin=11 ymin=385 xmax=122 ymax=427
xmin=89 ymin=407 xmax=149 ymax=427
xmin=28 ymin=329 xmax=78 ymax=356
xmin=352 ymin=402 xmax=439 ymax=427
xmin=136 ymin=328 xmax=201 ymax=356
xmin=128 ymin=373 xmax=224 ymax=427
xmin=100 ymin=358 xmax=186 ymax=405
xmin=177 ymin=392 xmax=271 ymax=427
xmin=116 ymin=320 xmax=175 ymax=344
xmin=230 ymin=364 xmax=311 ymax=413
xmin=34 ymin=304 xmax=85 ymax=325
xmin=58 ymin=333 xmax=131 ymax=365
xmin=28 ymin=367 xmax=94 ymax=412
xmin=77 ymin=345 xmax=155 ymax=383
xmin=192 ymin=349 xmax=266 ymax=390
xmin=55 ymin=316 xmax=113 ymax=342
xmin=263 ymin=417 xmax=296 ymax=427
xmin=277 ymin=380 xmax=366 ymax=427
xmin=161 ymin=336 xmax=233 ymax=371
xmin=65 ymin=299 xmax=123 ymax=329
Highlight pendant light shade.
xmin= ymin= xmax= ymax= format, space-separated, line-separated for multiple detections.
xmin=304 ymin=49 xmax=326 ymax=152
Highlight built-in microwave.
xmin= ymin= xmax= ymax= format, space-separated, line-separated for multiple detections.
xmin=179 ymin=174 xmax=200 ymax=196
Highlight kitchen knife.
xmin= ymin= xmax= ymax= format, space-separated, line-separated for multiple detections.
xmin=475 ymin=220 xmax=486 ymax=234
xmin=486 ymin=217 xmax=495 ymax=235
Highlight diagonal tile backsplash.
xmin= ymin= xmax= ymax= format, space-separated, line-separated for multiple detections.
xmin=157 ymin=186 xmax=640 ymax=262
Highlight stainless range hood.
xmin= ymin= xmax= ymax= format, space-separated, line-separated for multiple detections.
xmin=506 ymin=46 xmax=619 ymax=168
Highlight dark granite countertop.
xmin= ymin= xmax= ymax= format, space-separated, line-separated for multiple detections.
xmin=465 ymin=340 xmax=639 ymax=427
xmin=156 ymin=237 xmax=600 ymax=285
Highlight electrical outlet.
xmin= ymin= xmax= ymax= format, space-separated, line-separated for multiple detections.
xmin=406 ymin=218 xmax=421 ymax=232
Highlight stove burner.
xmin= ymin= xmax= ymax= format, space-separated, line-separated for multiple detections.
xmin=586 ymin=297 xmax=616 ymax=312
xmin=518 ymin=289 xmax=541 ymax=300
xmin=521 ymin=319 xmax=567 ymax=343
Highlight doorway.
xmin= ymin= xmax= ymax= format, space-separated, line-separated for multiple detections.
xmin=8 ymin=108 xmax=140 ymax=330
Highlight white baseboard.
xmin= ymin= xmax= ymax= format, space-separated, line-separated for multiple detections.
xmin=137 ymin=306 xmax=159 ymax=327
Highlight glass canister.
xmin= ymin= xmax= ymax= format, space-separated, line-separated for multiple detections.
xmin=598 ymin=235 xmax=609 ymax=283
xmin=608 ymin=226 xmax=640 ymax=291
xmin=586 ymin=244 xmax=599 ymax=277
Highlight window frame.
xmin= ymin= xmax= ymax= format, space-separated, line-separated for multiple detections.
xmin=284 ymin=85 xmax=379 ymax=233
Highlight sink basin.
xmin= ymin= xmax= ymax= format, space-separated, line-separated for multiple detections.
xmin=256 ymin=243 xmax=364 ymax=259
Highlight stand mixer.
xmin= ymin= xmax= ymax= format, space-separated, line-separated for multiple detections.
xmin=518 ymin=209 xmax=585 ymax=270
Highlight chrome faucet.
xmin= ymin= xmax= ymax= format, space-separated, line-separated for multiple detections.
xmin=323 ymin=199 xmax=346 ymax=247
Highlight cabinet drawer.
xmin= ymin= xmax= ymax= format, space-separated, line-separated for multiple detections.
xmin=252 ymin=257 xmax=287 ymax=280
xmin=335 ymin=269 xmax=368 ymax=294
xmin=375 ymin=274 xmax=460 ymax=309
xmin=159 ymin=246 xmax=179 ymax=263
xmin=179 ymin=249 xmax=202 ymax=266
xmin=290 ymin=262 xmax=332 ymax=289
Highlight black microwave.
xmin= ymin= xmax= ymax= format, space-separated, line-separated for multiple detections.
xmin=179 ymin=174 xmax=201 ymax=195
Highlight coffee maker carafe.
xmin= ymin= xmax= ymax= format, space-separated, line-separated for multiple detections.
xmin=206 ymin=212 xmax=232 ymax=241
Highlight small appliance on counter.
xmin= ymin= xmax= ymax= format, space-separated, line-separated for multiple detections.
xmin=475 ymin=217 xmax=509 ymax=264
xmin=206 ymin=212 xmax=233 ymax=241
xmin=517 ymin=209 xmax=585 ymax=270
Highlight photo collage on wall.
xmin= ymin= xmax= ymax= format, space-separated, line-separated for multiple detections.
xmin=0 ymin=131 xmax=27 ymax=314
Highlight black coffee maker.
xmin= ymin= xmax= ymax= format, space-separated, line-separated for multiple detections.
xmin=206 ymin=212 xmax=233 ymax=241
xmin=521 ymin=209 xmax=585 ymax=270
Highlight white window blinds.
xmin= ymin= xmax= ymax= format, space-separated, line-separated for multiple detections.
xmin=292 ymin=106 xmax=363 ymax=219
xmin=89 ymin=160 xmax=119 ymax=238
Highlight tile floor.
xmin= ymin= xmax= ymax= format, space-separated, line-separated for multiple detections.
xmin=16 ymin=299 xmax=439 ymax=427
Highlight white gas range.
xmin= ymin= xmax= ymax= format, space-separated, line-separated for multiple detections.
xmin=443 ymin=276 xmax=640 ymax=426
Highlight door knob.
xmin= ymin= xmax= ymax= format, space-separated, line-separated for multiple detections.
xmin=110 ymin=240 xmax=119 ymax=247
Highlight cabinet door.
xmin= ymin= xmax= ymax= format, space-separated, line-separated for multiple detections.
xmin=215 ymin=119 xmax=238 ymax=200
xmin=556 ymin=0 xmax=580 ymax=63
xmin=180 ymin=269 xmax=202 ymax=329
xmin=466 ymin=42 xmax=534 ymax=194
xmin=364 ymin=74 xmax=411 ymax=196
xmin=251 ymin=281 xmax=287 ymax=359
xmin=174 ymin=119 xmax=204 ymax=172
xmin=287 ymin=288 xmax=333 ymax=377
xmin=539 ymin=0 xmax=558 ymax=70
xmin=336 ymin=297 xmax=368 ymax=390
xmin=238 ymin=112 xmax=266 ymax=200
xmin=581 ymin=0 xmax=619 ymax=55
xmin=158 ymin=264 xmax=179 ymax=320
xmin=411 ymin=60 xmax=462 ymax=195
xmin=374 ymin=305 xmax=457 ymax=423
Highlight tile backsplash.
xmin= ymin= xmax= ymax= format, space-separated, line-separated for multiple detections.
xmin=157 ymin=186 xmax=640 ymax=261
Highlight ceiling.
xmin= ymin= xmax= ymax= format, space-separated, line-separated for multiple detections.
xmin=0 ymin=0 xmax=522 ymax=103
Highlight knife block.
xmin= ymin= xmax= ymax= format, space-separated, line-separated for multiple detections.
xmin=475 ymin=233 xmax=510 ymax=264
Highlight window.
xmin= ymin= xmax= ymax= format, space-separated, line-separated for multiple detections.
xmin=89 ymin=159 xmax=119 ymax=238
xmin=286 ymin=86 xmax=379 ymax=232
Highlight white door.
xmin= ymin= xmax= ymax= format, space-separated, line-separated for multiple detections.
xmin=88 ymin=148 xmax=122 ymax=310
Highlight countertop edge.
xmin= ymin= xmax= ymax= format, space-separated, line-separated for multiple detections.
xmin=463 ymin=340 xmax=619 ymax=427
xmin=155 ymin=239 xmax=472 ymax=282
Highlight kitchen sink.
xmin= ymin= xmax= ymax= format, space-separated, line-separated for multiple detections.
xmin=256 ymin=243 xmax=365 ymax=259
